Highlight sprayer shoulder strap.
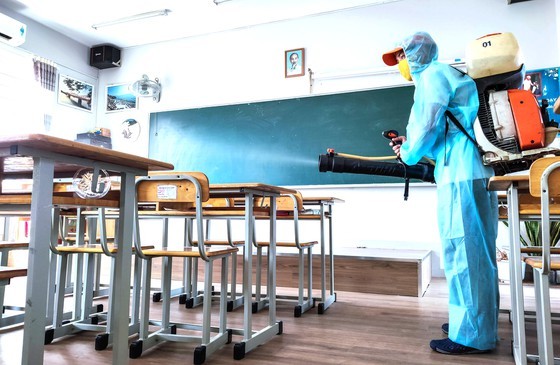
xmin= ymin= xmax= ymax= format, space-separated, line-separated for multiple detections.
xmin=444 ymin=110 xmax=485 ymax=156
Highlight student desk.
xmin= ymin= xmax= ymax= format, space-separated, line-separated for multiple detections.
xmin=299 ymin=196 xmax=344 ymax=313
xmin=488 ymin=174 xmax=541 ymax=365
xmin=208 ymin=183 xmax=297 ymax=359
xmin=0 ymin=134 xmax=173 ymax=365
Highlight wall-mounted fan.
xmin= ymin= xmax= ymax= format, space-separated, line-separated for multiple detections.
xmin=129 ymin=74 xmax=161 ymax=102
xmin=72 ymin=168 xmax=111 ymax=199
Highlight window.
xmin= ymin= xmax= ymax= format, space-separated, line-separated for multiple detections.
xmin=0 ymin=43 xmax=43 ymax=135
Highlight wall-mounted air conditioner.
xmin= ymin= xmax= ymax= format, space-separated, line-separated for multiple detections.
xmin=0 ymin=12 xmax=26 ymax=46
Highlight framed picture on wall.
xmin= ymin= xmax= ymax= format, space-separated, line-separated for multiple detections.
xmin=57 ymin=74 xmax=93 ymax=112
xmin=285 ymin=48 xmax=305 ymax=78
xmin=525 ymin=67 xmax=559 ymax=121
xmin=106 ymin=83 xmax=137 ymax=112
xmin=524 ymin=71 xmax=543 ymax=97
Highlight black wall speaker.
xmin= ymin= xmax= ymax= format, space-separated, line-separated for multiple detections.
xmin=90 ymin=45 xmax=121 ymax=69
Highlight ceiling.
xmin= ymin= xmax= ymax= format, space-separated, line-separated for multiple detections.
xmin=1 ymin=0 xmax=401 ymax=48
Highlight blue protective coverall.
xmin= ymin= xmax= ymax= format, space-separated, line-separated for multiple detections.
xmin=397 ymin=32 xmax=499 ymax=350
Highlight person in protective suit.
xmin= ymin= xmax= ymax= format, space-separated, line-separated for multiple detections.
xmin=382 ymin=32 xmax=499 ymax=354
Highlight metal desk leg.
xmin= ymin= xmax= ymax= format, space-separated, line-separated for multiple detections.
xmin=508 ymin=185 xmax=528 ymax=365
xmin=111 ymin=172 xmax=135 ymax=365
xmin=22 ymin=157 xmax=54 ymax=365
xmin=318 ymin=203 xmax=336 ymax=314
xmin=233 ymin=193 xmax=282 ymax=360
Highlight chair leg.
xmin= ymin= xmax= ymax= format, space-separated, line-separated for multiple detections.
xmin=220 ymin=256 xmax=229 ymax=333
xmin=52 ymin=253 xmax=69 ymax=328
xmin=298 ymin=249 xmax=304 ymax=306
xmin=72 ymin=253 xmax=85 ymax=320
xmin=129 ymin=255 xmax=143 ymax=326
xmin=255 ymin=247 xmax=263 ymax=303
xmin=534 ymin=267 xmax=554 ymax=364
xmin=307 ymin=247 xmax=313 ymax=305
xmin=230 ymin=252 xmax=237 ymax=304
xmin=161 ymin=256 xmax=172 ymax=328
xmin=139 ymin=257 xmax=152 ymax=339
xmin=202 ymin=259 xmax=213 ymax=344
xmin=181 ymin=256 xmax=191 ymax=303
xmin=0 ymin=248 xmax=8 ymax=319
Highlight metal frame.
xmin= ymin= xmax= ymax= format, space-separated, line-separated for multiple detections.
xmin=0 ymin=135 xmax=170 ymax=365
xmin=130 ymin=174 xmax=235 ymax=363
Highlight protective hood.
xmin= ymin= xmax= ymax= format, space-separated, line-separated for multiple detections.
xmin=400 ymin=32 xmax=439 ymax=75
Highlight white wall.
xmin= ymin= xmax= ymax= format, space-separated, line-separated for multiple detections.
xmin=95 ymin=0 xmax=559 ymax=156
xmin=5 ymin=0 xmax=559 ymax=277
xmin=93 ymin=0 xmax=555 ymax=277
xmin=0 ymin=4 xmax=99 ymax=140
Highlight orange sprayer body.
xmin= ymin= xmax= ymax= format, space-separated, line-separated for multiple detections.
xmin=508 ymin=89 xmax=544 ymax=150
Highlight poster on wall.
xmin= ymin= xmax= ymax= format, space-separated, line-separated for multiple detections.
xmin=57 ymin=74 xmax=93 ymax=112
xmin=106 ymin=83 xmax=137 ymax=112
xmin=525 ymin=67 xmax=559 ymax=123
xmin=285 ymin=48 xmax=305 ymax=78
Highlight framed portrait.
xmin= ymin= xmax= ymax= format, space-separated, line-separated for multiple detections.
xmin=106 ymin=83 xmax=138 ymax=112
xmin=285 ymin=48 xmax=305 ymax=78
xmin=57 ymin=74 xmax=93 ymax=112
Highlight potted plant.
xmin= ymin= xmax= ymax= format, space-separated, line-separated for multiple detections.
xmin=500 ymin=220 xmax=560 ymax=283
xmin=519 ymin=220 xmax=560 ymax=249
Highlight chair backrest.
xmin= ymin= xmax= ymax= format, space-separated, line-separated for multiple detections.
xmin=136 ymin=171 xmax=212 ymax=260
xmin=529 ymin=156 xmax=560 ymax=198
xmin=203 ymin=197 xmax=234 ymax=208
xmin=254 ymin=191 xmax=304 ymax=214
xmin=528 ymin=156 xmax=560 ymax=273
xmin=139 ymin=171 xmax=210 ymax=210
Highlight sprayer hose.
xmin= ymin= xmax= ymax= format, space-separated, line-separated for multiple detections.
xmin=335 ymin=152 xmax=435 ymax=166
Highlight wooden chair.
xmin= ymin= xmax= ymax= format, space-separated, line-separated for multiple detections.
xmin=58 ymin=210 xmax=117 ymax=299
xmin=524 ymin=156 xmax=560 ymax=364
xmin=252 ymin=191 xmax=318 ymax=317
xmin=130 ymin=172 xmax=237 ymax=364
xmin=146 ymin=195 xmax=244 ymax=311
xmin=0 ymin=189 xmax=121 ymax=332
xmin=46 ymin=207 xmax=150 ymax=351
xmin=182 ymin=197 xmax=245 ymax=311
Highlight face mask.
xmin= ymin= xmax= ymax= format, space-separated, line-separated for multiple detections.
xmin=398 ymin=59 xmax=412 ymax=81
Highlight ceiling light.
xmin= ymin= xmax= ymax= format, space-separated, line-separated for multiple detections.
xmin=92 ymin=9 xmax=171 ymax=30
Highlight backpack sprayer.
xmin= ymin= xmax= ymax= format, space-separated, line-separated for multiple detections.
xmin=319 ymin=32 xmax=560 ymax=197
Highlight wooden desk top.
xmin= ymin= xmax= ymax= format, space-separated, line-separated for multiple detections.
xmin=301 ymin=196 xmax=345 ymax=205
xmin=209 ymin=183 xmax=297 ymax=197
xmin=0 ymin=266 xmax=27 ymax=280
xmin=488 ymin=174 xmax=529 ymax=192
xmin=0 ymin=134 xmax=173 ymax=178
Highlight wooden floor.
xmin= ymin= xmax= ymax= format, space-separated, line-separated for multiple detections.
xmin=0 ymin=277 xmax=558 ymax=365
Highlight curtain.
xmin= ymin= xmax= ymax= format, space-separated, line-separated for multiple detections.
xmin=33 ymin=57 xmax=58 ymax=91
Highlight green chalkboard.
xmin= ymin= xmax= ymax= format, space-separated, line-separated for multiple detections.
xmin=149 ymin=86 xmax=415 ymax=185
